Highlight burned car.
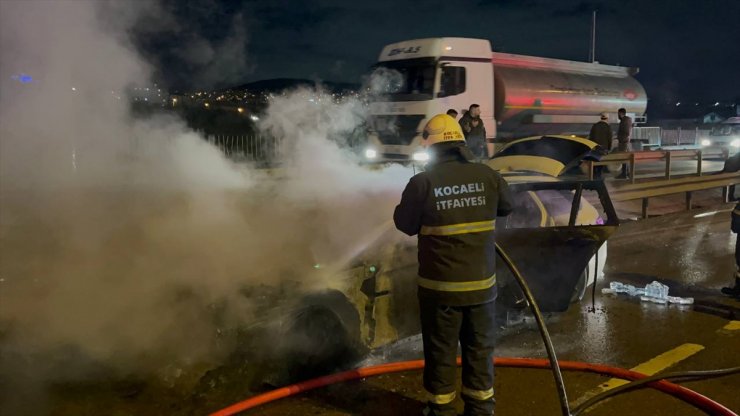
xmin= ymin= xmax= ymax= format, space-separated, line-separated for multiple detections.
xmin=277 ymin=135 xmax=617 ymax=367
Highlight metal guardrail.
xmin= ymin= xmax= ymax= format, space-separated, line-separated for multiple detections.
xmin=632 ymin=127 xmax=661 ymax=147
xmin=632 ymin=127 xmax=712 ymax=147
xmin=606 ymin=172 xmax=740 ymax=218
xmin=584 ymin=149 xmax=734 ymax=218
xmin=206 ymin=134 xmax=284 ymax=162
xmin=204 ymin=133 xmax=365 ymax=163
xmin=586 ymin=149 xmax=729 ymax=183
xmin=207 ymin=128 xmax=716 ymax=163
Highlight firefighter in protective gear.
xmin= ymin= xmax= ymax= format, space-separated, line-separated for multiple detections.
xmin=722 ymin=202 xmax=740 ymax=299
xmin=394 ymin=114 xmax=513 ymax=416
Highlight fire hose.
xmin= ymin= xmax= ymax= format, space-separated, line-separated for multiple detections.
xmin=209 ymin=358 xmax=738 ymax=416
xmin=495 ymin=242 xmax=571 ymax=415
xmin=210 ymin=243 xmax=739 ymax=416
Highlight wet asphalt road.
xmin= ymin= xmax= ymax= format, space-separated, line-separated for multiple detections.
xmin=246 ymin=204 xmax=740 ymax=416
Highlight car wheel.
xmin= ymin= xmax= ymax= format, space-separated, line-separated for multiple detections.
xmin=279 ymin=304 xmax=362 ymax=382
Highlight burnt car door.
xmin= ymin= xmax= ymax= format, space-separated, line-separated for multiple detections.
xmin=496 ymin=180 xmax=618 ymax=312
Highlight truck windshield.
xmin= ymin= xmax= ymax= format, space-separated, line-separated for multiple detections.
xmin=371 ymin=58 xmax=436 ymax=101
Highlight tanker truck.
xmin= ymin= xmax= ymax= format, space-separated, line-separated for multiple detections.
xmin=364 ymin=37 xmax=647 ymax=162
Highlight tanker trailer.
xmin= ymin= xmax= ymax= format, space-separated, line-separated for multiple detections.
xmin=364 ymin=37 xmax=647 ymax=162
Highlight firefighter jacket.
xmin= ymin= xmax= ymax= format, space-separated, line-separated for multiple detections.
xmin=394 ymin=145 xmax=513 ymax=306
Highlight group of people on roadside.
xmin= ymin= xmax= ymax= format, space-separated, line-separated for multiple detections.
xmin=446 ymin=104 xmax=488 ymax=161
xmin=588 ymin=108 xmax=633 ymax=179
xmin=445 ymin=105 xmax=635 ymax=170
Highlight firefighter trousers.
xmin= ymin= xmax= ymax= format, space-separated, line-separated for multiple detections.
xmin=419 ymin=297 xmax=496 ymax=416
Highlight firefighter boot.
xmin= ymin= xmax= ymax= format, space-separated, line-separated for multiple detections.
xmin=422 ymin=404 xmax=457 ymax=416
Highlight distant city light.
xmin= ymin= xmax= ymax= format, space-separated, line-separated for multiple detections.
xmin=250 ymin=115 xmax=259 ymax=121
xmin=675 ymin=102 xmax=681 ymax=106
xmin=11 ymin=74 xmax=34 ymax=83
xmin=714 ymin=102 xmax=720 ymax=106
xmin=237 ymin=107 xmax=244 ymax=113
xmin=204 ymin=102 xmax=210 ymax=108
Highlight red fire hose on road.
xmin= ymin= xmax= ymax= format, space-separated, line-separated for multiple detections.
xmin=209 ymin=357 xmax=738 ymax=416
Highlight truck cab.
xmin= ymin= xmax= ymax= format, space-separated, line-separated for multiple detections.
xmin=366 ymin=38 xmax=495 ymax=163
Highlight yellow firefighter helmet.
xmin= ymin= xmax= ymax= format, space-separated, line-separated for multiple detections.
xmin=421 ymin=114 xmax=465 ymax=147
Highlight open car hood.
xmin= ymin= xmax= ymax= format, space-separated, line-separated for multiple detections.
xmin=488 ymin=135 xmax=599 ymax=177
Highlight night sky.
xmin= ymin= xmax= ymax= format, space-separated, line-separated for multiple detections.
xmin=134 ymin=0 xmax=740 ymax=114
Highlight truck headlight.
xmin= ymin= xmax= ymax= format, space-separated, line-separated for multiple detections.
xmin=365 ymin=148 xmax=378 ymax=159
xmin=412 ymin=151 xmax=430 ymax=162
xmin=701 ymin=139 xmax=711 ymax=146
xmin=732 ymin=139 xmax=740 ymax=148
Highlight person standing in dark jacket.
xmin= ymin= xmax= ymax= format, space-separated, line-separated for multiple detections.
xmin=459 ymin=104 xmax=487 ymax=161
xmin=589 ymin=113 xmax=613 ymax=151
xmin=588 ymin=113 xmax=614 ymax=178
xmin=394 ymin=114 xmax=513 ymax=416
xmin=721 ymin=152 xmax=740 ymax=200
xmin=722 ymin=202 xmax=740 ymax=299
xmin=616 ymin=108 xmax=633 ymax=179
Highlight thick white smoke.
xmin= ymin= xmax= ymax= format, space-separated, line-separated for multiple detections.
xmin=0 ymin=0 xmax=412 ymax=412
